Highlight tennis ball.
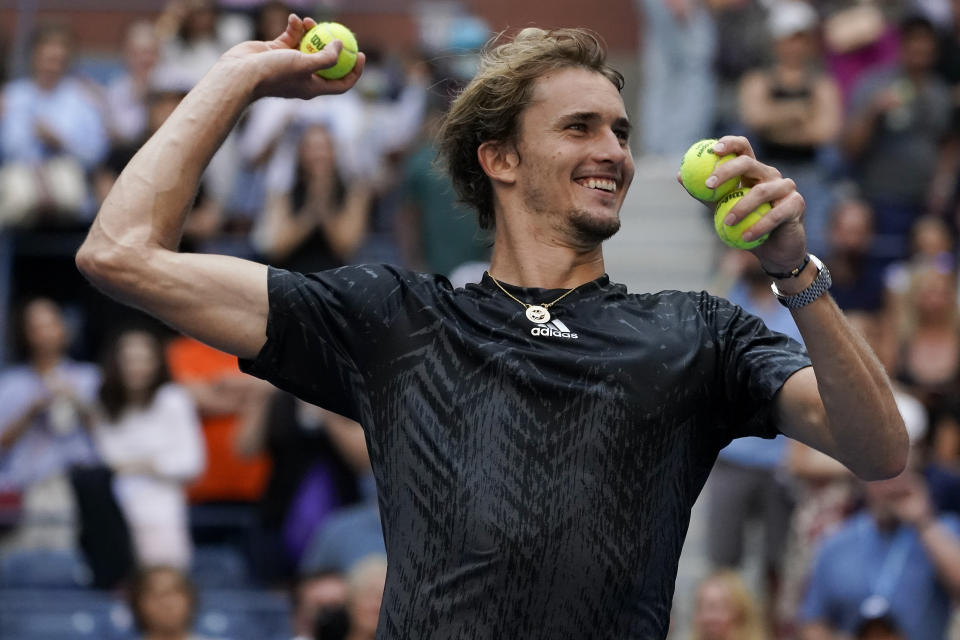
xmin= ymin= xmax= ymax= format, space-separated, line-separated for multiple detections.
xmin=714 ymin=187 xmax=771 ymax=250
xmin=680 ymin=139 xmax=739 ymax=202
xmin=299 ymin=22 xmax=358 ymax=80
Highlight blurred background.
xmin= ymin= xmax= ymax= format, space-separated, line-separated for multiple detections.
xmin=0 ymin=0 xmax=959 ymax=639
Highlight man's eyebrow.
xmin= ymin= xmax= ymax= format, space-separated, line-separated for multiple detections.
xmin=558 ymin=112 xmax=632 ymax=135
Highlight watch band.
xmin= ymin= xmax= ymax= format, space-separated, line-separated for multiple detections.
xmin=762 ymin=254 xmax=810 ymax=279
xmin=770 ymin=254 xmax=832 ymax=309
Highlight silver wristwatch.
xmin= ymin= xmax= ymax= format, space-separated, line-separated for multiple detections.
xmin=770 ymin=254 xmax=832 ymax=309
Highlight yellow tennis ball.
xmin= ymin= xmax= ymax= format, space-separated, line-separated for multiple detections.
xmin=680 ymin=139 xmax=739 ymax=202
xmin=714 ymin=187 xmax=771 ymax=249
xmin=299 ymin=22 xmax=358 ymax=80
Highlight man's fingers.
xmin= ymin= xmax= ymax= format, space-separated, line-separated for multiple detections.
xmin=735 ymin=191 xmax=805 ymax=243
xmin=301 ymin=39 xmax=343 ymax=72
xmin=311 ymin=51 xmax=366 ymax=93
xmin=275 ymin=14 xmax=306 ymax=48
xmin=720 ymin=177 xmax=796 ymax=223
xmin=709 ymin=154 xmax=781 ymax=192
xmin=289 ymin=49 xmax=364 ymax=100
xmin=713 ymin=135 xmax=756 ymax=160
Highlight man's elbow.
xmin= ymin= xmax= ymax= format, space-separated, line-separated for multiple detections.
xmin=75 ymin=231 xmax=142 ymax=295
xmin=851 ymin=418 xmax=910 ymax=481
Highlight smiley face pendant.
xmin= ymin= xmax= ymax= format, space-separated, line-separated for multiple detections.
xmin=525 ymin=305 xmax=550 ymax=324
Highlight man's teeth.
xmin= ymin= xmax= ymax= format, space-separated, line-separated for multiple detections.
xmin=579 ymin=178 xmax=617 ymax=193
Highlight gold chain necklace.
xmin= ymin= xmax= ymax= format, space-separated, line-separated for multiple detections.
xmin=487 ymin=272 xmax=581 ymax=324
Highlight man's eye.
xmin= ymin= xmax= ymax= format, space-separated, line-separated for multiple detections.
xmin=568 ymin=123 xmax=587 ymax=132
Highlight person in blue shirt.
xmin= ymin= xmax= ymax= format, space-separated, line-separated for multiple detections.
xmin=799 ymin=463 xmax=960 ymax=640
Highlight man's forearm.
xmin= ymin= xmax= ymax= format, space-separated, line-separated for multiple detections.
xmin=787 ymin=283 xmax=907 ymax=479
xmin=92 ymin=60 xmax=256 ymax=253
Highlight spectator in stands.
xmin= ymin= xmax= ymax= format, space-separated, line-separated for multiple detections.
xmin=689 ymin=569 xmax=766 ymax=640
xmin=798 ymin=459 xmax=960 ymax=640
xmin=823 ymin=197 xmax=886 ymax=318
xmin=928 ymin=398 xmax=960 ymax=473
xmin=892 ymin=262 xmax=960 ymax=406
xmin=129 ymin=565 xmax=220 ymax=640
xmin=103 ymin=21 xmax=161 ymax=147
xmin=922 ymin=398 xmax=960 ymax=518
xmin=883 ymin=214 xmax=955 ymax=330
xmin=710 ymin=0 xmax=773 ymax=135
xmin=635 ymin=0 xmax=716 ymax=156
xmin=341 ymin=555 xmax=386 ymax=640
xmin=399 ymin=87 xmax=490 ymax=277
xmin=238 ymin=388 xmax=365 ymax=583
xmin=166 ymin=336 xmax=270 ymax=506
xmin=289 ymin=569 xmax=348 ymax=640
xmin=0 ymin=297 xmax=99 ymax=550
xmin=738 ymin=0 xmax=843 ymax=257
xmin=92 ymin=329 xmax=205 ymax=569
xmin=929 ymin=0 xmax=960 ymax=218
xmin=820 ymin=0 xmax=900 ymax=108
xmin=0 ymin=23 xmax=108 ymax=226
xmin=155 ymin=0 xmax=241 ymax=87
xmin=252 ymin=1 xmax=292 ymax=43
xmin=252 ymin=123 xmax=373 ymax=273
xmin=297 ymin=411 xmax=383 ymax=578
xmin=841 ymin=15 xmax=952 ymax=263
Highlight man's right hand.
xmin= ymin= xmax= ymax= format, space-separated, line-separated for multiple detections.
xmin=218 ymin=14 xmax=366 ymax=102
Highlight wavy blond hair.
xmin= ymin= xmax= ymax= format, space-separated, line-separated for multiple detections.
xmin=436 ymin=27 xmax=624 ymax=230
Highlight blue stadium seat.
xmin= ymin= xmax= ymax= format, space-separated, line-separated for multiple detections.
xmin=0 ymin=548 xmax=92 ymax=588
xmin=0 ymin=586 xmax=291 ymax=640
xmin=190 ymin=544 xmax=252 ymax=588
xmin=197 ymin=589 xmax=292 ymax=640
xmin=0 ymin=589 xmax=135 ymax=640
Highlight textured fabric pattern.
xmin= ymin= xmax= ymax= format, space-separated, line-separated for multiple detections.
xmin=241 ymin=265 xmax=811 ymax=639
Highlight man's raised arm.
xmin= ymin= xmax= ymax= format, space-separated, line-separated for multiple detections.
xmin=703 ymin=136 xmax=909 ymax=481
xmin=76 ymin=15 xmax=365 ymax=359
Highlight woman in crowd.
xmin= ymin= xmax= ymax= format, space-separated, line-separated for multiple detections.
xmin=893 ymin=262 xmax=960 ymax=407
xmin=690 ymin=570 xmax=767 ymax=640
xmin=0 ymin=297 xmax=100 ymax=549
xmin=252 ymin=123 xmax=373 ymax=274
xmin=737 ymin=0 xmax=842 ymax=257
xmin=92 ymin=329 xmax=204 ymax=568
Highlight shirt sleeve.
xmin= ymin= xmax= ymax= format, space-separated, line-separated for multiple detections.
xmin=699 ymin=292 xmax=812 ymax=440
xmin=239 ymin=264 xmax=411 ymax=421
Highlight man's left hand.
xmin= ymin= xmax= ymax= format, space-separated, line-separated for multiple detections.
xmin=708 ymin=136 xmax=808 ymax=274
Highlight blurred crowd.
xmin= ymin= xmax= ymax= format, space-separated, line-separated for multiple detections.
xmin=0 ymin=0 xmax=959 ymax=638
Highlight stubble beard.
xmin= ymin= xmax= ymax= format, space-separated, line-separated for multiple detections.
xmin=523 ymin=181 xmax=621 ymax=248
xmin=566 ymin=207 xmax=621 ymax=246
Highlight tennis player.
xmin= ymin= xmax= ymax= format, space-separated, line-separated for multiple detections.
xmin=77 ymin=15 xmax=908 ymax=639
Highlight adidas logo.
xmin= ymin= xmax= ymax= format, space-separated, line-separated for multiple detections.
xmin=531 ymin=318 xmax=579 ymax=340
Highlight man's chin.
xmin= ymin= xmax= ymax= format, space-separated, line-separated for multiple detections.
xmin=568 ymin=209 xmax=621 ymax=246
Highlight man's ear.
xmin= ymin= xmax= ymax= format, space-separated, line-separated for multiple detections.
xmin=477 ymin=140 xmax=519 ymax=186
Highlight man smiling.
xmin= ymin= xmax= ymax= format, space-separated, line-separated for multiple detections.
xmin=77 ymin=16 xmax=908 ymax=639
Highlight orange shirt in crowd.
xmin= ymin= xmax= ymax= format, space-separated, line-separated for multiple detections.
xmin=166 ymin=337 xmax=270 ymax=502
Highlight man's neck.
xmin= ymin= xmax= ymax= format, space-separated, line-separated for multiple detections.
xmin=487 ymin=215 xmax=607 ymax=289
